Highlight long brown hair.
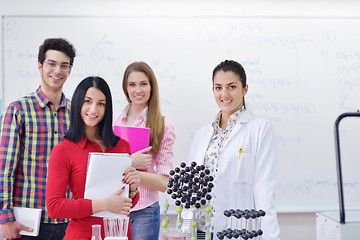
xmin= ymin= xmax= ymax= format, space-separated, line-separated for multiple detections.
xmin=122 ymin=62 xmax=165 ymax=154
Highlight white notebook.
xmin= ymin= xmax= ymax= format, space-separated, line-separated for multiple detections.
xmin=13 ymin=207 xmax=42 ymax=236
xmin=84 ymin=152 xmax=132 ymax=218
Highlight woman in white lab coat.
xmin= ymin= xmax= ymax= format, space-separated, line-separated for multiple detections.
xmin=188 ymin=60 xmax=280 ymax=240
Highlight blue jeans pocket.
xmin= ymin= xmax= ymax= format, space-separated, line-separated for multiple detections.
xmin=130 ymin=202 xmax=160 ymax=240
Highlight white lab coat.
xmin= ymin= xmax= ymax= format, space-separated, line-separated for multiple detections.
xmin=188 ymin=110 xmax=280 ymax=240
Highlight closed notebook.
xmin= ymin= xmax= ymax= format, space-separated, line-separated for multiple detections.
xmin=113 ymin=126 xmax=150 ymax=154
xmin=13 ymin=207 xmax=42 ymax=236
xmin=84 ymin=152 xmax=132 ymax=218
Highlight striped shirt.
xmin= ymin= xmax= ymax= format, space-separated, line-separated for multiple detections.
xmin=114 ymin=105 xmax=175 ymax=211
xmin=0 ymin=86 xmax=71 ymax=224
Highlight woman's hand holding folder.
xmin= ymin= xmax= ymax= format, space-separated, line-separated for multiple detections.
xmin=131 ymin=146 xmax=152 ymax=171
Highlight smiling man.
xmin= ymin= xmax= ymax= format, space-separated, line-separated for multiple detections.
xmin=0 ymin=38 xmax=76 ymax=240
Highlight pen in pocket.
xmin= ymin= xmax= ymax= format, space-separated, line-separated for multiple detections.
xmin=238 ymin=147 xmax=243 ymax=160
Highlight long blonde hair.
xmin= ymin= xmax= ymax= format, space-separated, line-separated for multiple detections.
xmin=122 ymin=62 xmax=165 ymax=154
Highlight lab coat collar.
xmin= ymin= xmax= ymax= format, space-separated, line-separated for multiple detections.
xmin=222 ymin=110 xmax=252 ymax=148
xmin=194 ymin=110 xmax=252 ymax=165
xmin=212 ymin=108 xmax=247 ymax=129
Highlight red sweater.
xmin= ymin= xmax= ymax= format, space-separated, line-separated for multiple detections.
xmin=46 ymin=138 xmax=139 ymax=239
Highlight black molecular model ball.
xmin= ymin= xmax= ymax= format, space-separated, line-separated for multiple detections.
xmin=167 ymin=161 xmax=214 ymax=208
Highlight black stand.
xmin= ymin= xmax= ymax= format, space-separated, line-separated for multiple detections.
xmin=334 ymin=111 xmax=360 ymax=223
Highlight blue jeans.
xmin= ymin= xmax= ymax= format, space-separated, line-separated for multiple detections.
xmin=13 ymin=222 xmax=68 ymax=240
xmin=130 ymin=202 xmax=160 ymax=240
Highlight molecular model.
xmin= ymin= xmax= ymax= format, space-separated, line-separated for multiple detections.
xmin=162 ymin=161 xmax=215 ymax=240
xmin=216 ymin=209 xmax=266 ymax=240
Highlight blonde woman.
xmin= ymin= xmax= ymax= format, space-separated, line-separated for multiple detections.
xmin=114 ymin=62 xmax=175 ymax=240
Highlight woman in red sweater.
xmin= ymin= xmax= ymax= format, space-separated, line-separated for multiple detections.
xmin=46 ymin=76 xmax=140 ymax=240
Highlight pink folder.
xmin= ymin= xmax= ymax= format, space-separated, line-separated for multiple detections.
xmin=113 ymin=126 xmax=150 ymax=155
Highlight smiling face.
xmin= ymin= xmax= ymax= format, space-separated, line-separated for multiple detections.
xmin=81 ymin=87 xmax=106 ymax=133
xmin=126 ymin=71 xmax=151 ymax=109
xmin=38 ymin=49 xmax=71 ymax=93
xmin=213 ymin=70 xmax=248 ymax=119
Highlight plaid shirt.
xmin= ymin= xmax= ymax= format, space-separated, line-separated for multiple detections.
xmin=0 ymin=86 xmax=70 ymax=224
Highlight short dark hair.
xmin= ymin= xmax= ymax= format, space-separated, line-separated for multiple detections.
xmin=38 ymin=38 xmax=76 ymax=65
xmin=65 ymin=76 xmax=119 ymax=147
xmin=212 ymin=60 xmax=247 ymax=88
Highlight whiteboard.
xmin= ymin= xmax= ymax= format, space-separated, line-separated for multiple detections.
xmin=2 ymin=16 xmax=360 ymax=212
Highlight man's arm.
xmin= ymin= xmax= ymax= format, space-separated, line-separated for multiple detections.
xmin=0 ymin=104 xmax=31 ymax=238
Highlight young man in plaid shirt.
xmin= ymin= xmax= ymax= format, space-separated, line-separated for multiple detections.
xmin=0 ymin=38 xmax=76 ymax=239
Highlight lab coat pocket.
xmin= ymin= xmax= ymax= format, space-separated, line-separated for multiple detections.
xmin=234 ymin=152 xmax=255 ymax=183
